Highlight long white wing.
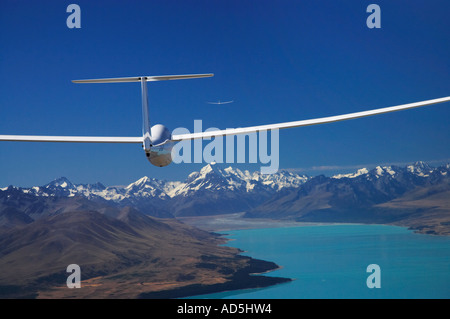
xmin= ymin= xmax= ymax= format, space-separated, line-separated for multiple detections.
xmin=0 ymin=135 xmax=143 ymax=143
xmin=171 ymin=96 xmax=450 ymax=141
xmin=1 ymin=96 xmax=448 ymax=144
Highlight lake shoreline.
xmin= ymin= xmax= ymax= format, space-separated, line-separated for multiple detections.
xmin=178 ymin=212 xmax=352 ymax=232
xmin=196 ymin=223 xmax=450 ymax=299
xmin=138 ymin=257 xmax=292 ymax=299
xmin=176 ymin=215 xmax=449 ymax=298
xmin=179 ymin=212 xmax=450 ymax=236
xmin=138 ymin=214 xmax=449 ymax=299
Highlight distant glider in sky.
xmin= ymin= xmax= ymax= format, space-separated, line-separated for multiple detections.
xmin=0 ymin=73 xmax=449 ymax=168
xmin=207 ymin=100 xmax=234 ymax=105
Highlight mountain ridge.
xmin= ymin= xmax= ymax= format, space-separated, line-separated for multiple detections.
xmin=246 ymin=161 xmax=450 ymax=235
xmin=1 ymin=160 xmax=449 ymax=234
xmin=1 ymin=162 xmax=310 ymax=218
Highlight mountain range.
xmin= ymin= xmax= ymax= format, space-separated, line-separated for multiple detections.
xmin=1 ymin=160 xmax=449 ymax=235
xmin=1 ymin=161 xmax=450 ymax=233
xmin=246 ymin=161 xmax=450 ymax=235
xmin=0 ymin=162 xmax=309 ymax=221
xmin=1 ymin=160 xmax=449 ymax=298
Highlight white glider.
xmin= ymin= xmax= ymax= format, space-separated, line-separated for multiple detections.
xmin=1 ymin=73 xmax=449 ymax=167
xmin=207 ymin=100 xmax=234 ymax=105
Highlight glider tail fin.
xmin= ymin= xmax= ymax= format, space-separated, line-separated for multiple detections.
xmin=72 ymin=73 xmax=214 ymax=151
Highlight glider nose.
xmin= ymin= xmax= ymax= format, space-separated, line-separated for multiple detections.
xmin=150 ymin=124 xmax=172 ymax=146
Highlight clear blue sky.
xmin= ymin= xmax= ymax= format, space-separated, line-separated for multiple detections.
xmin=1 ymin=0 xmax=449 ymax=187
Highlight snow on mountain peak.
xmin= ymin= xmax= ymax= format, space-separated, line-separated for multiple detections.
xmin=4 ymin=161 xmax=447 ymax=209
xmin=375 ymin=166 xmax=383 ymax=175
xmin=199 ymin=162 xmax=221 ymax=175
xmin=200 ymin=164 xmax=214 ymax=175
xmin=127 ymin=176 xmax=151 ymax=189
xmin=373 ymin=166 xmax=396 ymax=177
xmin=333 ymin=168 xmax=369 ymax=179
xmin=46 ymin=177 xmax=73 ymax=188
xmin=407 ymin=161 xmax=433 ymax=177
xmin=332 ymin=161 xmax=442 ymax=180
xmin=168 ymin=163 xmax=309 ymax=197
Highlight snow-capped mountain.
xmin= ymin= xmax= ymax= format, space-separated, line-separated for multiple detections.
xmin=332 ymin=168 xmax=370 ymax=179
xmin=169 ymin=162 xmax=309 ymax=197
xmin=332 ymin=161 xmax=440 ymax=180
xmin=124 ymin=176 xmax=181 ymax=199
xmin=162 ymin=162 xmax=310 ymax=216
xmin=1 ymin=161 xmax=448 ymax=219
xmin=247 ymin=161 xmax=450 ymax=226
xmin=406 ymin=161 xmax=434 ymax=177
xmin=0 ymin=163 xmax=310 ymax=217
xmin=8 ymin=163 xmax=307 ymax=203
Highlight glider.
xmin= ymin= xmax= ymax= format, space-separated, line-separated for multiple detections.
xmin=0 ymin=73 xmax=449 ymax=167
xmin=207 ymin=100 xmax=234 ymax=105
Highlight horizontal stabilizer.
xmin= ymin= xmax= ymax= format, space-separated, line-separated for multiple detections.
xmin=73 ymin=73 xmax=213 ymax=84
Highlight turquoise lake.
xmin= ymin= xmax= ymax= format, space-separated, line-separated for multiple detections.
xmin=194 ymin=224 xmax=450 ymax=299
